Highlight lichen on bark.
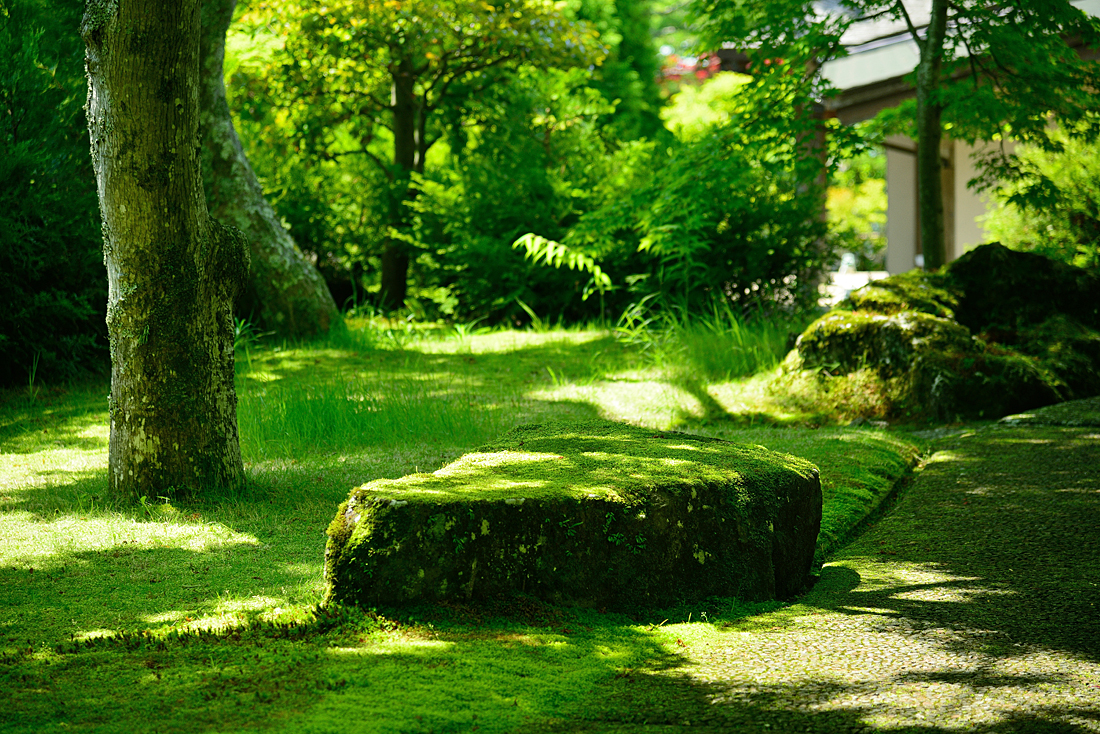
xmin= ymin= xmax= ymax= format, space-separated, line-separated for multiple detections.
xmin=84 ymin=0 xmax=248 ymax=499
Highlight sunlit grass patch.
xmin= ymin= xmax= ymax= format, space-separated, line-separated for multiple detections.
xmin=528 ymin=379 xmax=707 ymax=429
xmin=236 ymin=370 xmax=517 ymax=459
xmin=0 ymin=320 xmax=935 ymax=734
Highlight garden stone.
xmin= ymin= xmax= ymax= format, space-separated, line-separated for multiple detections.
xmin=781 ymin=243 xmax=1099 ymax=420
xmin=324 ymin=421 xmax=822 ymax=609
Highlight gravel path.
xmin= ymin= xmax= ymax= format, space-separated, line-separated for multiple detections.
xmin=532 ymin=421 xmax=1100 ymax=732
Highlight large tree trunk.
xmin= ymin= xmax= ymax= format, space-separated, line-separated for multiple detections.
xmin=83 ymin=0 xmax=249 ymax=500
xmin=198 ymin=0 xmax=340 ymax=335
xmin=915 ymin=0 xmax=949 ymax=271
xmin=379 ymin=56 xmax=420 ymax=310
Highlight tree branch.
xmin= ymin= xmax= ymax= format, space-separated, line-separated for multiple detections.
xmin=895 ymin=0 xmax=923 ymax=47
xmin=330 ymin=146 xmax=393 ymax=180
xmin=849 ymin=8 xmax=903 ymax=25
xmin=429 ymin=52 xmax=517 ymax=108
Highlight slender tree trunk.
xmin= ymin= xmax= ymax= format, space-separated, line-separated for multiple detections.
xmin=379 ymin=56 xmax=419 ymax=310
xmin=83 ymin=0 xmax=249 ymax=500
xmin=915 ymin=0 xmax=949 ymax=271
xmin=198 ymin=0 xmax=340 ymax=334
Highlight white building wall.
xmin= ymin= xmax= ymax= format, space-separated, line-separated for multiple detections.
xmin=953 ymin=140 xmax=990 ymax=255
xmin=884 ymin=137 xmax=1014 ymax=274
xmin=885 ymin=135 xmax=919 ymax=273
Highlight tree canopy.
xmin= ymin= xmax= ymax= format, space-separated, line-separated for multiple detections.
xmin=247 ymin=0 xmax=601 ymax=308
xmin=692 ymin=0 xmax=1100 ymax=270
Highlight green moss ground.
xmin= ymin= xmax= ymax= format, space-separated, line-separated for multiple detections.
xmin=13 ymin=323 xmax=1051 ymax=734
xmin=514 ymin=424 xmax=1100 ymax=732
xmin=341 ymin=421 xmax=817 ymax=504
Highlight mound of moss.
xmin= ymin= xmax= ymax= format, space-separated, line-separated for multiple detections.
xmin=784 ymin=243 xmax=1100 ymax=420
xmin=1000 ymin=395 xmax=1100 ymax=427
xmin=324 ymin=421 xmax=822 ymax=610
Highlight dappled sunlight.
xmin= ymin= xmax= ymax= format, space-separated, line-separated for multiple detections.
xmin=922 ymin=449 xmax=982 ymax=465
xmin=418 ymin=328 xmax=610 ymax=355
xmin=134 ymin=598 xmax=308 ymax=634
xmin=327 ymin=639 xmax=453 ymax=657
xmin=890 ymin=585 xmax=1017 ymax=603
xmin=659 ymin=442 xmax=704 ymax=452
xmin=204 ymin=595 xmax=288 ymax=616
xmin=1 ymin=512 xmax=258 ymax=569
xmin=679 ymin=582 xmax=1100 ymax=733
xmin=831 ymin=560 xmax=980 ymax=591
xmin=276 ymin=561 xmax=323 ymax=579
xmin=2 ymin=315 xmax=1095 ymax=733
xmin=528 ymin=379 xmax=705 ymax=429
xmin=705 ymin=372 xmax=822 ymax=425
xmin=1 ymin=433 xmax=108 ymax=495
xmin=450 ymin=451 xmax=564 ymax=468
xmin=824 ymin=559 xmax=1020 ymax=614
xmin=346 ymin=424 xmax=807 ymax=506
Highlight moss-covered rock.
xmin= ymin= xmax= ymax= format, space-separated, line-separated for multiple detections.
xmin=1015 ymin=315 xmax=1100 ymax=400
xmin=948 ymin=243 xmax=1100 ymax=333
xmin=795 ymin=310 xmax=973 ymax=378
xmin=781 ymin=244 xmax=1100 ymax=421
xmin=840 ymin=269 xmax=959 ymax=319
xmin=1000 ymin=395 xmax=1100 ymax=426
xmin=324 ymin=421 xmax=822 ymax=610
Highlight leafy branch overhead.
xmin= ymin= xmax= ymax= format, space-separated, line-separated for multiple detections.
xmin=691 ymin=0 xmax=1100 ymax=271
xmin=245 ymin=0 xmax=602 ymax=308
xmin=253 ymin=0 xmax=603 ymax=166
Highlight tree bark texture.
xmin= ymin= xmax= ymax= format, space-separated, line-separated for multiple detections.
xmin=198 ymin=0 xmax=340 ymax=334
xmin=915 ymin=0 xmax=949 ymax=271
xmin=378 ymin=56 xmax=422 ymax=310
xmin=83 ymin=0 xmax=249 ymax=499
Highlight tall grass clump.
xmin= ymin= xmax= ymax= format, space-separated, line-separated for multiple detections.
xmin=236 ymin=372 xmax=513 ymax=461
xmin=617 ymin=298 xmax=812 ymax=382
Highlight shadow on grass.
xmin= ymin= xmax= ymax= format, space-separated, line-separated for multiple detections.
xmin=4 ymin=340 xmax=1098 ymax=732
xmin=0 ymin=384 xmax=108 ymax=455
xmin=514 ymin=425 xmax=1100 ymax=732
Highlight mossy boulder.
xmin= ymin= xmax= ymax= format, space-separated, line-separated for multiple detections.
xmin=948 ymin=243 xmax=1100 ymax=333
xmin=794 ymin=310 xmax=973 ymax=377
xmin=842 ymin=269 xmax=960 ymax=319
xmin=324 ymin=421 xmax=822 ymax=610
xmin=784 ymin=243 xmax=1099 ymax=420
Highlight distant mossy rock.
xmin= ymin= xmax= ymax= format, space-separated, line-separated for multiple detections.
xmin=783 ymin=244 xmax=1099 ymax=420
xmin=791 ymin=309 xmax=1058 ymax=419
xmin=794 ymin=310 xmax=973 ymax=378
xmin=947 ymin=243 xmax=1100 ymax=333
xmin=841 ymin=269 xmax=960 ymax=319
xmin=324 ymin=421 xmax=822 ymax=610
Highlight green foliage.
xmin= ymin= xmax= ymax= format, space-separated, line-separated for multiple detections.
xmin=615 ymin=297 xmax=810 ymax=383
xmin=982 ymin=124 xmax=1100 ymax=271
xmin=827 ymin=149 xmax=887 ymax=270
xmin=575 ymin=0 xmax=667 ymax=141
xmin=513 ymin=234 xmax=613 ymax=297
xmin=694 ymin=0 xmax=1100 ymax=270
xmin=233 ymin=0 xmax=611 ymax=310
xmin=516 ymin=70 xmax=847 ymax=317
xmin=408 ymin=65 xmax=636 ymax=322
xmin=660 ymin=71 xmax=752 ymax=139
xmin=0 ymin=0 xmax=106 ymax=386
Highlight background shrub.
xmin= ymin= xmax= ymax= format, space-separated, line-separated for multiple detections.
xmin=0 ymin=0 xmax=107 ymax=386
